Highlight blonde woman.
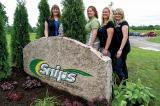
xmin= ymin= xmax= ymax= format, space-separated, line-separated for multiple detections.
xmin=97 ymin=7 xmax=114 ymax=56
xmin=112 ymin=8 xmax=131 ymax=81
xmin=85 ymin=6 xmax=100 ymax=49
xmin=44 ymin=5 xmax=61 ymax=37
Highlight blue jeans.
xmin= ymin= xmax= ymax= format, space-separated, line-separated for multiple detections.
xmin=113 ymin=53 xmax=128 ymax=81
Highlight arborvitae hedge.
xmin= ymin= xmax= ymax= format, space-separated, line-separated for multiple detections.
xmin=36 ymin=0 xmax=50 ymax=38
xmin=0 ymin=2 xmax=9 ymax=79
xmin=11 ymin=0 xmax=30 ymax=70
xmin=61 ymin=0 xmax=86 ymax=43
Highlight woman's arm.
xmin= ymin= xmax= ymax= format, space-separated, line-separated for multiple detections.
xmin=103 ymin=28 xmax=114 ymax=55
xmin=116 ymin=25 xmax=129 ymax=58
xmin=44 ymin=21 xmax=48 ymax=37
xmin=89 ymin=29 xmax=98 ymax=46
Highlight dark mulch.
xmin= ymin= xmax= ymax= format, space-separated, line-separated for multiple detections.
xmin=0 ymin=67 xmax=89 ymax=106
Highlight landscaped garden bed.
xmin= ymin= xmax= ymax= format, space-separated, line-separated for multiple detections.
xmin=0 ymin=67 xmax=90 ymax=106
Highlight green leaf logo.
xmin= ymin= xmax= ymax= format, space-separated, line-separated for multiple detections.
xmin=29 ymin=59 xmax=92 ymax=77
xmin=29 ymin=59 xmax=46 ymax=77
xmin=64 ymin=69 xmax=92 ymax=77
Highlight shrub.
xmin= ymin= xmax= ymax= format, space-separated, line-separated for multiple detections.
xmin=112 ymin=79 xmax=155 ymax=106
xmin=61 ymin=0 xmax=86 ymax=43
xmin=0 ymin=2 xmax=10 ymax=80
xmin=31 ymin=90 xmax=60 ymax=106
xmin=36 ymin=0 xmax=50 ymax=38
xmin=11 ymin=0 xmax=30 ymax=70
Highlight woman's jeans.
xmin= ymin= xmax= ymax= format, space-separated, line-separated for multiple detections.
xmin=112 ymin=53 xmax=128 ymax=81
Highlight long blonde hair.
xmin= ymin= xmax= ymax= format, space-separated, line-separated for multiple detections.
xmin=101 ymin=7 xmax=113 ymax=26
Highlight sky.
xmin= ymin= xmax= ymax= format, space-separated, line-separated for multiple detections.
xmin=0 ymin=0 xmax=160 ymax=27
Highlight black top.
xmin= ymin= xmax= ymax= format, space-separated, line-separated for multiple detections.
xmin=46 ymin=18 xmax=60 ymax=36
xmin=113 ymin=21 xmax=130 ymax=54
xmin=97 ymin=21 xmax=114 ymax=51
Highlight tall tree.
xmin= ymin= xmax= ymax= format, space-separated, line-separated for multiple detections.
xmin=0 ymin=2 xmax=9 ymax=79
xmin=36 ymin=0 xmax=50 ymax=38
xmin=61 ymin=0 xmax=86 ymax=43
xmin=11 ymin=0 xmax=30 ymax=70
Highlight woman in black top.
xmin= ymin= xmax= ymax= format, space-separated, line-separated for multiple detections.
xmin=112 ymin=8 xmax=131 ymax=81
xmin=44 ymin=5 xmax=61 ymax=37
xmin=97 ymin=7 xmax=114 ymax=56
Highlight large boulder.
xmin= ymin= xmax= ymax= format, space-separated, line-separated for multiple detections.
xmin=23 ymin=37 xmax=112 ymax=102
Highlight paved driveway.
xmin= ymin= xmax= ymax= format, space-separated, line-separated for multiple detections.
xmin=129 ymin=36 xmax=160 ymax=52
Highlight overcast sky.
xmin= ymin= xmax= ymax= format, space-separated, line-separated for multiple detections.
xmin=0 ymin=0 xmax=160 ymax=27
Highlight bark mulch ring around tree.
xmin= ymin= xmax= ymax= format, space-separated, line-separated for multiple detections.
xmin=0 ymin=67 xmax=109 ymax=106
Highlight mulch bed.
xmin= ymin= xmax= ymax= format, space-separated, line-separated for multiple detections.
xmin=0 ymin=67 xmax=90 ymax=106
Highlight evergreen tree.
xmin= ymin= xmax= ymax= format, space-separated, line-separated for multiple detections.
xmin=11 ymin=0 xmax=30 ymax=70
xmin=0 ymin=2 xmax=9 ymax=79
xmin=61 ymin=0 xmax=86 ymax=43
xmin=6 ymin=25 xmax=13 ymax=34
xmin=36 ymin=0 xmax=50 ymax=38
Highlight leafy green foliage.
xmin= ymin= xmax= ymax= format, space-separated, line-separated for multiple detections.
xmin=11 ymin=0 xmax=30 ymax=70
xmin=6 ymin=25 xmax=13 ymax=34
xmin=112 ymin=79 xmax=155 ymax=106
xmin=0 ymin=2 xmax=8 ymax=24
xmin=0 ymin=2 xmax=10 ymax=80
xmin=31 ymin=89 xmax=60 ymax=106
xmin=61 ymin=0 xmax=86 ymax=43
xmin=36 ymin=0 xmax=50 ymax=38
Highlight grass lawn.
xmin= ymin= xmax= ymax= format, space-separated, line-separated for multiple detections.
xmin=127 ymin=47 xmax=160 ymax=105
xmin=148 ymin=36 xmax=160 ymax=43
xmin=6 ymin=33 xmax=37 ymax=66
xmin=30 ymin=33 xmax=37 ymax=41
xmin=6 ymin=33 xmax=12 ymax=66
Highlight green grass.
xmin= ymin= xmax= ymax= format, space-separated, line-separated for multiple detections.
xmin=148 ymin=36 xmax=160 ymax=43
xmin=127 ymin=48 xmax=160 ymax=106
xmin=30 ymin=33 xmax=37 ymax=41
xmin=6 ymin=33 xmax=12 ymax=66
xmin=1 ymin=33 xmax=37 ymax=79
xmin=6 ymin=33 xmax=37 ymax=66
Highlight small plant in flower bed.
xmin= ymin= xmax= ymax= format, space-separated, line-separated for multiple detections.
xmin=22 ymin=76 xmax=42 ymax=89
xmin=112 ymin=79 xmax=155 ymax=106
xmin=6 ymin=91 xmax=23 ymax=102
xmin=31 ymin=90 xmax=60 ymax=106
xmin=0 ymin=81 xmax=18 ymax=91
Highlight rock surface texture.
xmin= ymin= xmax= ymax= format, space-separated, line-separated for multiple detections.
xmin=23 ymin=37 xmax=112 ymax=102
